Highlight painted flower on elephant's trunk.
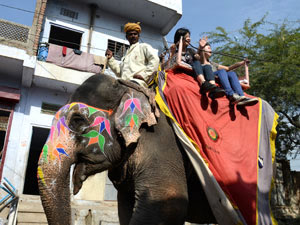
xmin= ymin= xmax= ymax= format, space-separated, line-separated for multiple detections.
xmin=40 ymin=118 xmax=71 ymax=164
xmin=38 ymin=112 xmax=72 ymax=187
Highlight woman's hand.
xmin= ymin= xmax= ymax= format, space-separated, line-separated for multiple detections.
xmin=199 ymin=36 xmax=208 ymax=49
xmin=169 ymin=44 xmax=177 ymax=55
xmin=239 ymin=59 xmax=250 ymax=66
xmin=194 ymin=53 xmax=200 ymax=60
xmin=244 ymin=58 xmax=250 ymax=65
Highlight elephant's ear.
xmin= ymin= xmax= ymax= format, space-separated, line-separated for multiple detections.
xmin=114 ymin=90 xmax=157 ymax=146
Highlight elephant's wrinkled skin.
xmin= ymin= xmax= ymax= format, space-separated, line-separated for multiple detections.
xmin=37 ymin=74 xmax=216 ymax=225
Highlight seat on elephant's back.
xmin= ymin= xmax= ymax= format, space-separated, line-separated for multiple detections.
xmin=154 ymin=67 xmax=278 ymax=225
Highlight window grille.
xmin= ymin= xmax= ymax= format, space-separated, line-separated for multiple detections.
xmin=107 ymin=39 xmax=129 ymax=61
xmin=41 ymin=102 xmax=62 ymax=115
xmin=60 ymin=8 xmax=79 ymax=20
xmin=0 ymin=19 xmax=29 ymax=43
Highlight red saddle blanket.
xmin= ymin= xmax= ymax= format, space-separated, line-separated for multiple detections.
xmin=155 ymin=69 xmax=278 ymax=225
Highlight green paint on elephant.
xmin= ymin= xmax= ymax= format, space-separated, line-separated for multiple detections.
xmin=88 ymin=107 xmax=98 ymax=116
xmin=42 ymin=144 xmax=48 ymax=162
xmin=125 ymin=114 xmax=132 ymax=126
xmin=82 ymin=130 xmax=99 ymax=138
xmin=133 ymin=114 xmax=139 ymax=126
xmin=98 ymin=134 xmax=105 ymax=152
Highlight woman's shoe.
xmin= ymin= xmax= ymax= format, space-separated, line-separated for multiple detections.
xmin=208 ymin=87 xmax=226 ymax=99
xmin=237 ymin=97 xmax=259 ymax=106
xmin=200 ymin=81 xmax=217 ymax=94
xmin=228 ymin=93 xmax=246 ymax=104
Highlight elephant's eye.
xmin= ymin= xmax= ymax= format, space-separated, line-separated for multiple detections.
xmin=69 ymin=114 xmax=89 ymax=133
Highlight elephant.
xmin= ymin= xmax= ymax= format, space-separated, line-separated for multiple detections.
xmin=37 ymin=74 xmax=217 ymax=225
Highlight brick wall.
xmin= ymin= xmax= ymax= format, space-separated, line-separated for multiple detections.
xmin=28 ymin=0 xmax=48 ymax=56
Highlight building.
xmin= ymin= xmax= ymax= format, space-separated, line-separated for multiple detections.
xmin=0 ymin=0 xmax=182 ymax=223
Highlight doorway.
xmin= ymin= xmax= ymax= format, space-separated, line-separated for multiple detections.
xmin=23 ymin=127 xmax=50 ymax=195
xmin=0 ymin=110 xmax=10 ymax=163
xmin=0 ymin=104 xmax=14 ymax=181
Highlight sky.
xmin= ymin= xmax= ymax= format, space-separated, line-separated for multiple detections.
xmin=166 ymin=0 xmax=300 ymax=46
xmin=0 ymin=0 xmax=299 ymax=44
xmin=0 ymin=0 xmax=299 ymax=170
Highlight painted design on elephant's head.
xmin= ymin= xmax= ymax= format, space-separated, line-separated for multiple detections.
xmin=53 ymin=143 xmax=69 ymax=160
xmin=40 ymin=108 xmax=72 ymax=164
xmin=114 ymin=91 xmax=157 ymax=147
xmin=42 ymin=144 xmax=48 ymax=162
xmin=56 ymin=116 xmax=70 ymax=136
xmin=40 ymin=102 xmax=113 ymax=164
xmin=118 ymin=94 xmax=143 ymax=131
xmin=81 ymin=116 xmax=112 ymax=153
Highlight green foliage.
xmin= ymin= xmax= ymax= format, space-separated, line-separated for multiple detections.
xmin=206 ymin=16 xmax=300 ymax=159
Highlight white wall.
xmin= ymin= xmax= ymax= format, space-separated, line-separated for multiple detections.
xmin=1 ymin=86 xmax=69 ymax=196
xmin=148 ymin=0 xmax=182 ymax=14
xmin=40 ymin=0 xmax=164 ymax=57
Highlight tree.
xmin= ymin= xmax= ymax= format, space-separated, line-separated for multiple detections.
xmin=205 ymin=16 xmax=300 ymax=159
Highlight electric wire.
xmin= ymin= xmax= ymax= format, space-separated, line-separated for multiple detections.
xmin=189 ymin=42 xmax=246 ymax=60
xmin=0 ymin=3 xmax=278 ymax=63
xmin=188 ymin=42 xmax=273 ymax=63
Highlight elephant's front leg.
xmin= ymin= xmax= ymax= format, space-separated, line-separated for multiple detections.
xmin=118 ymin=189 xmax=135 ymax=225
xmin=129 ymin=171 xmax=189 ymax=225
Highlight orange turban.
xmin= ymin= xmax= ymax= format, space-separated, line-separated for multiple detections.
xmin=124 ymin=22 xmax=141 ymax=33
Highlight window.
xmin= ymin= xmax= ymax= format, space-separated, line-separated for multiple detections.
xmin=41 ymin=102 xmax=62 ymax=115
xmin=49 ymin=25 xmax=83 ymax=50
xmin=107 ymin=39 xmax=129 ymax=61
xmin=60 ymin=8 xmax=78 ymax=20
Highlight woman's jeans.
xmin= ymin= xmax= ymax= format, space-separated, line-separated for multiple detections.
xmin=192 ymin=60 xmax=215 ymax=81
xmin=214 ymin=69 xmax=244 ymax=96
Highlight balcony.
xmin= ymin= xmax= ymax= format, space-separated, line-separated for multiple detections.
xmin=71 ymin=0 xmax=182 ymax=35
xmin=33 ymin=42 xmax=112 ymax=93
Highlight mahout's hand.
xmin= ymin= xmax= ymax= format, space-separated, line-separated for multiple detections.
xmin=133 ymin=74 xmax=145 ymax=81
xmin=105 ymin=49 xmax=113 ymax=59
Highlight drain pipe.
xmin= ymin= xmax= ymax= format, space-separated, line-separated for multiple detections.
xmin=87 ymin=4 xmax=97 ymax=53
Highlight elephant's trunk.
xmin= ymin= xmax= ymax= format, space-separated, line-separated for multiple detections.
xmin=38 ymin=157 xmax=73 ymax=225
xmin=37 ymin=114 xmax=78 ymax=225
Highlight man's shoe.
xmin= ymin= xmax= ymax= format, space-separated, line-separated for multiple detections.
xmin=208 ymin=87 xmax=226 ymax=99
xmin=200 ymin=81 xmax=217 ymax=94
xmin=237 ymin=97 xmax=259 ymax=106
xmin=228 ymin=93 xmax=246 ymax=104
